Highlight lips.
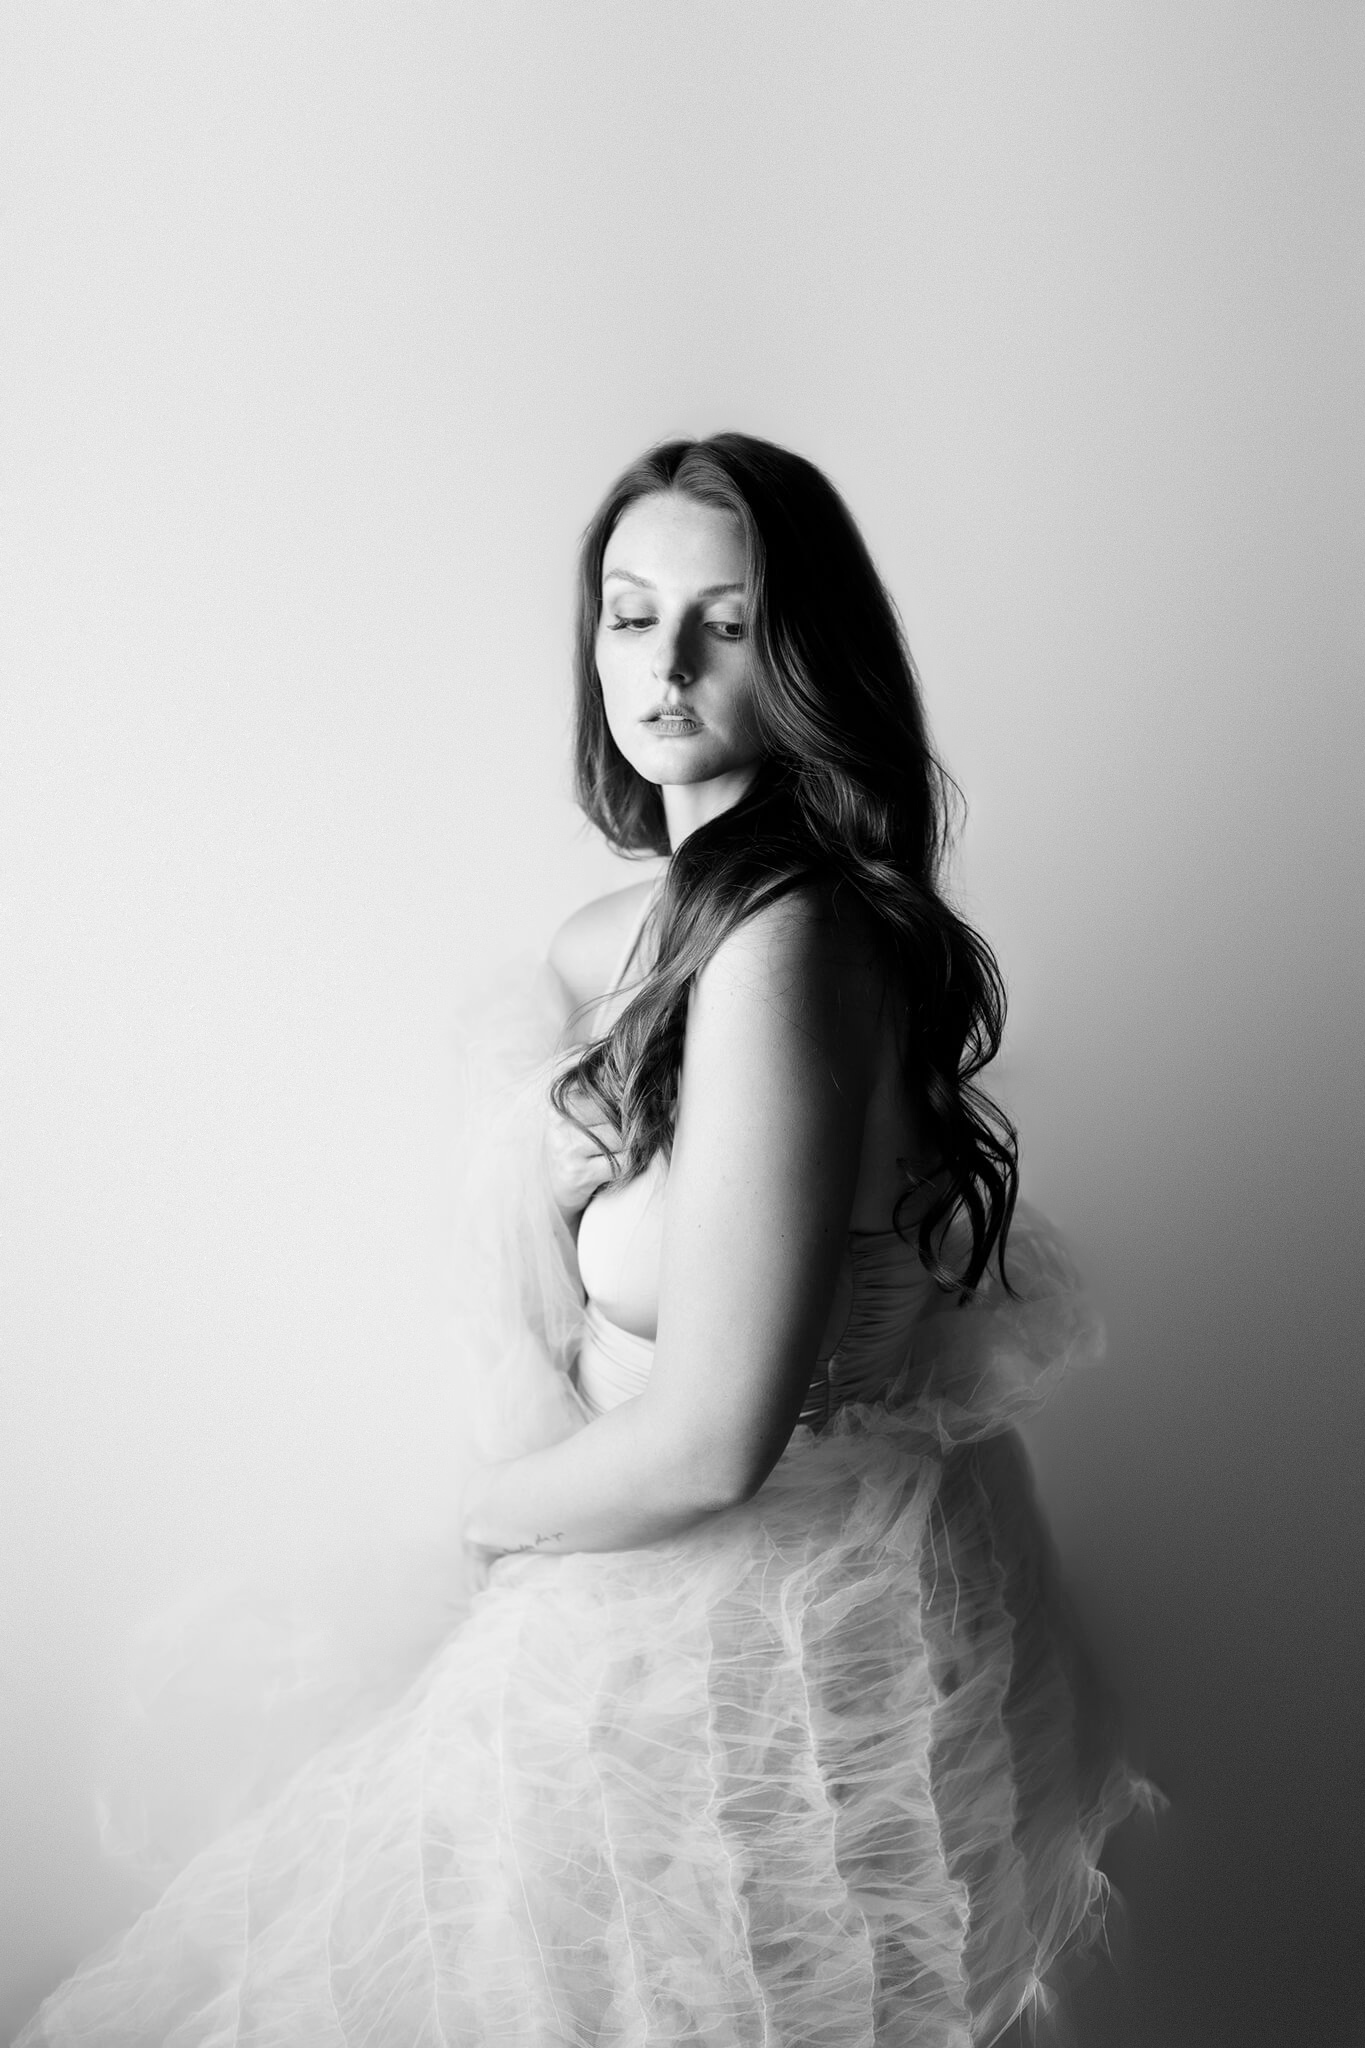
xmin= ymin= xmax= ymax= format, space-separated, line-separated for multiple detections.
xmin=646 ymin=710 xmax=702 ymax=733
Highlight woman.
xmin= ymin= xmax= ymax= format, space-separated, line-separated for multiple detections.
xmin=19 ymin=434 xmax=1145 ymax=2046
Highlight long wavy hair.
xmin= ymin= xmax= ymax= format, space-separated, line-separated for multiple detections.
xmin=553 ymin=432 xmax=1018 ymax=1295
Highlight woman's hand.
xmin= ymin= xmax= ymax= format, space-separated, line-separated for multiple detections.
xmin=543 ymin=1075 xmax=620 ymax=1219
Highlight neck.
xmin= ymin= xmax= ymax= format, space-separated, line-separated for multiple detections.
xmin=662 ymin=765 xmax=759 ymax=849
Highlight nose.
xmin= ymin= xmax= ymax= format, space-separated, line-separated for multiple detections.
xmin=651 ymin=617 xmax=695 ymax=688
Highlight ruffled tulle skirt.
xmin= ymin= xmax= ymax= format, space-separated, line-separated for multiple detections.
xmin=18 ymin=967 xmax=1148 ymax=2042
xmin=17 ymin=1396 xmax=1143 ymax=2048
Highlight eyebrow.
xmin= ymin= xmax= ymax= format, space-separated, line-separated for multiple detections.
xmin=602 ymin=569 xmax=746 ymax=598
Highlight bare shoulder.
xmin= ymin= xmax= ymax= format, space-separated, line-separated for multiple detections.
xmin=548 ymin=875 xmax=659 ymax=1013
xmin=695 ymin=879 xmax=883 ymax=1019
xmin=686 ymin=881 xmax=886 ymax=1108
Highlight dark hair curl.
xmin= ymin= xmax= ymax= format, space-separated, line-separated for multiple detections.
xmin=553 ymin=432 xmax=1017 ymax=1296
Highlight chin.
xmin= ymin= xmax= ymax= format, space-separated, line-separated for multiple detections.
xmin=621 ymin=743 xmax=729 ymax=787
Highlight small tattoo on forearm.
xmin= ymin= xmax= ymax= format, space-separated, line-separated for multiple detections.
xmin=504 ymin=1531 xmax=563 ymax=1555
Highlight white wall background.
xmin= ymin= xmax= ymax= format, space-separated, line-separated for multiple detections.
xmin=2 ymin=5 xmax=1361 ymax=2041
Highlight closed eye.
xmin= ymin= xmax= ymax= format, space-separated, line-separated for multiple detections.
xmin=606 ymin=615 xmax=656 ymax=632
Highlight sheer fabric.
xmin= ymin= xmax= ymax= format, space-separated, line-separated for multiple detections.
xmin=17 ymin=962 xmax=1149 ymax=2047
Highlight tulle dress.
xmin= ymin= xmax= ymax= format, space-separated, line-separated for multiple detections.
xmin=16 ymin=893 xmax=1148 ymax=2048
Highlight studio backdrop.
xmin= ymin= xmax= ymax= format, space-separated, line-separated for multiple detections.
xmin=2 ymin=6 xmax=1361 ymax=2043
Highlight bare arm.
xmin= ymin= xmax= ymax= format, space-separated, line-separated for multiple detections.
xmin=461 ymin=891 xmax=879 ymax=1558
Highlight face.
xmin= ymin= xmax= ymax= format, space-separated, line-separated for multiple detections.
xmin=595 ymin=493 xmax=764 ymax=813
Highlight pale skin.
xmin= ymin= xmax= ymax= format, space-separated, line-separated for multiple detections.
xmin=461 ymin=493 xmax=935 ymax=1565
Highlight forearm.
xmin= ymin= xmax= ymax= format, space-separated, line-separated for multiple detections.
xmin=461 ymin=1395 xmax=736 ymax=1560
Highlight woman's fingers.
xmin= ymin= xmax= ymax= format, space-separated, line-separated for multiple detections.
xmin=547 ymin=1093 xmax=620 ymax=1154
xmin=543 ymin=1107 xmax=621 ymax=1214
xmin=546 ymin=1114 xmax=617 ymax=1160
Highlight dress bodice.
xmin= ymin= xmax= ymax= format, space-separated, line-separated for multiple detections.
xmin=575 ymin=1172 xmax=937 ymax=1426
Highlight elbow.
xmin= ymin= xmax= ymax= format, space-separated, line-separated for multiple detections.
xmin=632 ymin=1391 xmax=782 ymax=1520
xmin=688 ymin=1467 xmax=761 ymax=1517
xmin=662 ymin=1431 xmax=772 ymax=1518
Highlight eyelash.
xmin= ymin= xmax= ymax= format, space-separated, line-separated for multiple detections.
xmin=606 ymin=617 xmax=745 ymax=641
